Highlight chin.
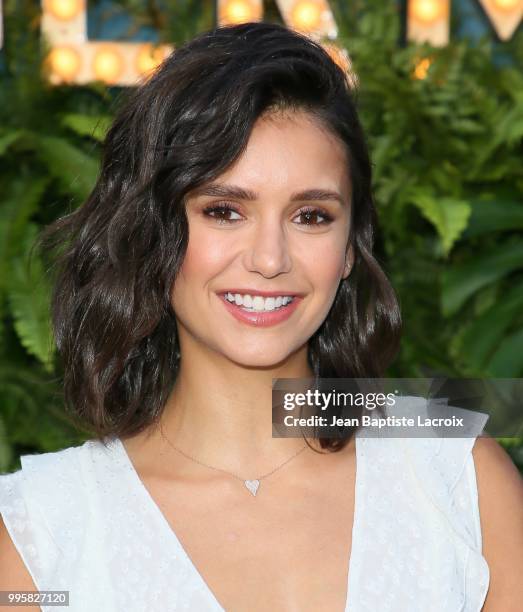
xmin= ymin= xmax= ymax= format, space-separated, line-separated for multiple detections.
xmin=221 ymin=339 xmax=312 ymax=368
xmin=222 ymin=348 xmax=295 ymax=369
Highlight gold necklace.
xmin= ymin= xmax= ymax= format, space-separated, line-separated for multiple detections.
xmin=160 ymin=423 xmax=309 ymax=497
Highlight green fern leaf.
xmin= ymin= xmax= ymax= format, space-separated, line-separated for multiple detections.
xmin=62 ymin=114 xmax=112 ymax=142
xmin=7 ymin=225 xmax=54 ymax=371
xmin=36 ymin=136 xmax=100 ymax=203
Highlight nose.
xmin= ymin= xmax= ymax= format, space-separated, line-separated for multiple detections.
xmin=243 ymin=216 xmax=292 ymax=278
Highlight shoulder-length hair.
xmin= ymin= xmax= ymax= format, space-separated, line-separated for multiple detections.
xmin=42 ymin=21 xmax=402 ymax=451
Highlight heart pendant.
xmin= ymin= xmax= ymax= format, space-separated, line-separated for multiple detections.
xmin=244 ymin=479 xmax=260 ymax=496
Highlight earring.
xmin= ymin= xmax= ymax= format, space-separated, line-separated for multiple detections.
xmin=343 ymin=259 xmax=352 ymax=279
xmin=343 ymin=249 xmax=354 ymax=279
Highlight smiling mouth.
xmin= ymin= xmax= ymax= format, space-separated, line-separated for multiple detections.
xmin=221 ymin=292 xmax=296 ymax=313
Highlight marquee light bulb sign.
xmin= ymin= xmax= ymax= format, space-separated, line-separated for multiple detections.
xmin=39 ymin=0 xmax=349 ymax=86
xmin=0 ymin=0 xmax=521 ymax=86
xmin=407 ymin=0 xmax=522 ymax=45
xmin=39 ymin=0 xmax=174 ymax=85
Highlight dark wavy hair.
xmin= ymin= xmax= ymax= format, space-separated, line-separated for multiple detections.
xmin=42 ymin=21 xmax=402 ymax=451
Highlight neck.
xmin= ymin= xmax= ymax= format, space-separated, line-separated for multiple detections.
xmin=139 ymin=339 xmax=321 ymax=475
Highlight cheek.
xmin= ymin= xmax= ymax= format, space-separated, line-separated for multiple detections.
xmin=302 ymin=240 xmax=346 ymax=291
xmin=180 ymin=239 xmax=223 ymax=279
xmin=171 ymin=226 xmax=232 ymax=306
xmin=179 ymin=230 xmax=227 ymax=278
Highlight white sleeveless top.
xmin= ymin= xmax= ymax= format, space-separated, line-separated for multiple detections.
xmin=0 ymin=425 xmax=490 ymax=611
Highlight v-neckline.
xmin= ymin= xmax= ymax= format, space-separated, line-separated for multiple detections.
xmin=112 ymin=434 xmax=362 ymax=611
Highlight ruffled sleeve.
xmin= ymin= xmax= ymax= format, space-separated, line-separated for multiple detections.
xmin=18 ymin=448 xmax=88 ymax=569
xmin=0 ymin=445 xmax=88 ymax=596
xmin=1 ymin=441 xmax=123 ymax=612
xmin=448 ymin=439 xmax=491 ymax=611
xmin=0 ymin=467 xmax=60 ymax=591
xmin=400 ymin=434 xmax=490 ymax=611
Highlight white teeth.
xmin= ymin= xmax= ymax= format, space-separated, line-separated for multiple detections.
xmin=252 ymin=296 xmax=265 ymax=311
xmin=223 ymin=292 xmax=295 ymax=311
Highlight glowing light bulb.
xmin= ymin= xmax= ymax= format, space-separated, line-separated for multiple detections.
xmin=411 ymin=0 xmax=445 ymax=23
xmin=47 ymin=46 xmax=81 ymax=81
xmin=45 ymin=0 xmax=84 ymax=21
xmin=93 ymin=46 xmax=124 ymax=84
xmin=136 ymin=45 xmax=167 ymax=76
xmin=220 ymin=0 xmax=259 ymax=24
xmin=492 ymin=0 xmax=521 ymax=11
xmin=290 ymin=0 xmax=323 ymax=31
xmin=413 ymin=57 xmax=432 ymax=79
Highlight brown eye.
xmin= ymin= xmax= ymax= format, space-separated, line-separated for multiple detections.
xmin=295 ymin=207 xmax=333 ymax=226
xmin=203 ymin=203 xmax=242 ymax=224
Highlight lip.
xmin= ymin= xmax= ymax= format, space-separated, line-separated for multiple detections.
xmin=218 ymin=293 xmax=303 ymax=327
xmin=217 ymin=288 xmax=305 ymax=298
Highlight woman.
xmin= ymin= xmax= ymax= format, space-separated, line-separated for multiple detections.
xmin=1 ymin=21 xmax=522 ymax=612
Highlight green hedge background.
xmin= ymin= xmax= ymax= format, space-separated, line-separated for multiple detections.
xmin=1 ymin=0 xmax=522 ymax=472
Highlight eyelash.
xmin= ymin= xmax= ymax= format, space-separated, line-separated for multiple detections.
xmin=202 ymin=202 xmax=334 ymax=226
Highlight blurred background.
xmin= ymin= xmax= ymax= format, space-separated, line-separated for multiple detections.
xmin=0 ymin=0 xmax=522 ymax=472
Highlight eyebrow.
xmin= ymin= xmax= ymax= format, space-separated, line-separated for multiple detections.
xmin=191 ymin=183 xmax=346 ymax=206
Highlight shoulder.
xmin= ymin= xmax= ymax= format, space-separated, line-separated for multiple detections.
xmin=471 ymin=435 xmax=523 ymax=611
xmin=472 ymin=435 xmax=523 ymax=487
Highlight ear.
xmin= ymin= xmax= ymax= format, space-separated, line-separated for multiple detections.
xmin=342 ymin=246 xmax=354 ymax=280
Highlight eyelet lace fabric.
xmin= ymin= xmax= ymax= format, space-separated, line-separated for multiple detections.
xmin=0 ymin=408 xmax=489 ymax=611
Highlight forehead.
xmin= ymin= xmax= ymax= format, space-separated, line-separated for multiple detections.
xmin=212 ymin=110 xmax=350 ymax=200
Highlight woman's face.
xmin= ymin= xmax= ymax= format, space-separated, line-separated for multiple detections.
xmin=171 ymin=109 xmax=353 ymax=368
